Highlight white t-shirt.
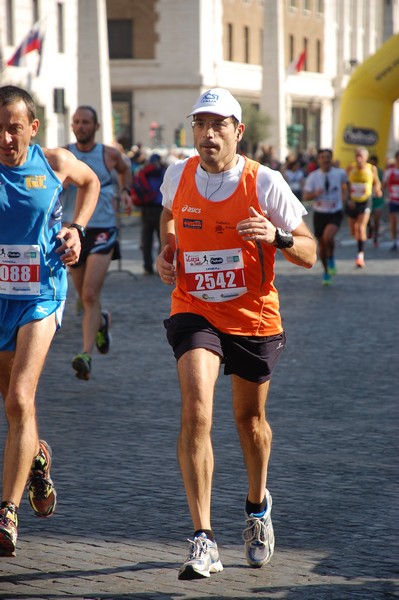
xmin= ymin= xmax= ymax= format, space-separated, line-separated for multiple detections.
xmin=304 ymin=167 xmax=348 ymax=213
xmin=161 ymin=155 xmax=306 ymax=231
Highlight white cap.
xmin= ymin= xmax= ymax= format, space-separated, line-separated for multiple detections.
xmin=189 ymin=88 xmax=242 ymax=122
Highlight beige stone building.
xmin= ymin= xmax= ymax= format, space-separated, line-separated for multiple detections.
xmin=107 ymin=0 xmax=398 ymax=161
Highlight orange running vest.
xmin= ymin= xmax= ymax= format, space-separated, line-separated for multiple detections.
xmin=170 ymin=156 xmax=283 ymax=336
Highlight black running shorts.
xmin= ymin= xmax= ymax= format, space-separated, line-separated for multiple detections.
xmin=164 ymin=312 xmax=286 ymax=383
xmin=71 ymin=227 xmax=120 ymax=268
xmin=313 ymin=210 xmax=343 ymax=239
xmin=346 ymin=199 xmax=370 ymax=218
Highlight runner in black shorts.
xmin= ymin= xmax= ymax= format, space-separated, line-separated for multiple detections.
xmin=304 ymin=148 xmax=349 ymax=285
xmin=346 ymin=147 xmax=382 ymax=268
xmin=156 ymin=88 xmax=317 ymax=580
xmin=60 ymin=105 xmax=132 ymax=381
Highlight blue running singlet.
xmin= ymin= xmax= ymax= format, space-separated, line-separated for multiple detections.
xmin=0 ymin=144 xmax=66 ymax=301
xmin=61 ymin=143 xmax=117 ymax=228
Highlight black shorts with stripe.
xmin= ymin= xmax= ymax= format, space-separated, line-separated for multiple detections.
xmin=71 ymin=227 xmax=121 ymax=268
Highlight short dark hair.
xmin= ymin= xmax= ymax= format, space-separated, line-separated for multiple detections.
xmin=0 ymin=85 xmax=36 ymax=123
xmin=76 ymin=105 xmax=98 ymax=124
xmin=317 ymin=148 xmax=333 ymax=156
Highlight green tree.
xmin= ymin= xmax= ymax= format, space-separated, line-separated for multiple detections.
xmin=240 ymin=101 xmax=271 ymax=156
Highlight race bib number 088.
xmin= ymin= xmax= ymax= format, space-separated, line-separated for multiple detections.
xmin=184 ymin=248 xmax=247 ymax=302
xmin=0 ymin=244 xmax=41 ymax=295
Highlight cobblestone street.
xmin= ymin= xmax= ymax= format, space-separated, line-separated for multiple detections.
xmin=0 ymin=214 xmax=398 ymax=599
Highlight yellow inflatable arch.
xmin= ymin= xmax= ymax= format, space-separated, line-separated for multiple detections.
xmin=334 ymin=33 xmax=399 ymax=168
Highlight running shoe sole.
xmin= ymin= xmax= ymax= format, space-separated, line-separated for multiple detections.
xmin=72 ymin=355 xmax=91 ymax=380
xmin=0 ymin=532 xmax=16 ymax=557
xmin=178 ymin=559 xmax=223 ymax=580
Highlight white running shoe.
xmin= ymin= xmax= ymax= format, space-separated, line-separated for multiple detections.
xmin=178 ymin=532 xmax=223 ymax=580
xmin=243 ymin=488 xmax=275 ymax=568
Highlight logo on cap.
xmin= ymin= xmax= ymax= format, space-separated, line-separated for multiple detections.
xmin=201 ymin=92 xmax=219 ymax=105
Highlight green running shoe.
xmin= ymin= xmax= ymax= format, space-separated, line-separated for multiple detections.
xmin=95 ymin=311 xmax=112 ymax=355
xmin=72 ymin=352 xmax=92 ymax=380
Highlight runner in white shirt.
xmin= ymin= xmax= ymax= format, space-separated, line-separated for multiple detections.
xmin=304 ymin=148 xmax=349 ymax=285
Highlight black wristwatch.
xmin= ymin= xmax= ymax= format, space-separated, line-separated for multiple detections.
xmin=69 ymin=223 xmax=86 ymax=239
xmin=273 ymin=227 xmax=294 ymax=249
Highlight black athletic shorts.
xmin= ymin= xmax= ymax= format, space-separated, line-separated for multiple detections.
xmin=346 ymin=199 xmax=370 ymax=219
xmin=313 ymin=210 xmax=343 ymax=239
xmin=71 ymin=227 xmax=121 ymax=268
xmin=164 ymin=312 xmax=286 ymax=383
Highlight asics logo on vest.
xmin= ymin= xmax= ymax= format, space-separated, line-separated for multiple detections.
xmin=182 ymin=205 xmax=201 ymax=213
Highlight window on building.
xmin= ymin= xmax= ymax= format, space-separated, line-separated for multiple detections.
xmin=303 ymin=37 xmax=308 ymax=70
xmin=259 ymin=28 xmax=263 ymax=64
xmin=57 ymin=3 xmax=64 ymax=53
xmin=316 ymin=39 xmax=321 ymax=72
xmin=289 ymin=34 xmax=294 ymax=62
xmin=112 ymin=92 xmax=132 ymax=150
xmin=108 ymin=20 xmax=133 ymax=59
xmin=244 ymin=26 xmax=249 ymax=63
xmin=289 ymin=0 xmax=297 ymax=10
xmin=32 ymin=0 xmax=39 ymax=22
xmin=316 ymin=0 xmax=324 ymax=14
xmin=292 ymin=105 xmax=321 ymax=150
xmin=303 ymin=0 xmax=310 ymax=13
xmin=6 ymin=0 xmax=14 ymax=45
xmin=227 ymin=23 xmax=233 ymax=61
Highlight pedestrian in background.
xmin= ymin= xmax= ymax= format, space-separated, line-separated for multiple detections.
xmin=0 ymin=86 xmax=99 ymax=556
xmin=134 ymin=153 xmax=166 ymax=275
xmin=60 ymin=106 xmax=132 ymax=381
xmin=156 ymin=88 xmax=316 ymax=580
xmin=282 ymin=157 xmax=305 ymax=202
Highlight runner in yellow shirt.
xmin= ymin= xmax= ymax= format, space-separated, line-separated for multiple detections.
xmin=347 ymin=147 xmax=382 ymax=267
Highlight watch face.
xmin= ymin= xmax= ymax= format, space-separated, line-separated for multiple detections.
xmin=70 ymin=224 xmax=86 ymax=237
xmin=276 ymin=228 xmax=293 ymax=248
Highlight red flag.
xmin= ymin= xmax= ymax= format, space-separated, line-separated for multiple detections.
xmin=295 ymin=49 xmax=306 ymax=72
xmin=286 ymin=49 xmax=307 ymax=76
